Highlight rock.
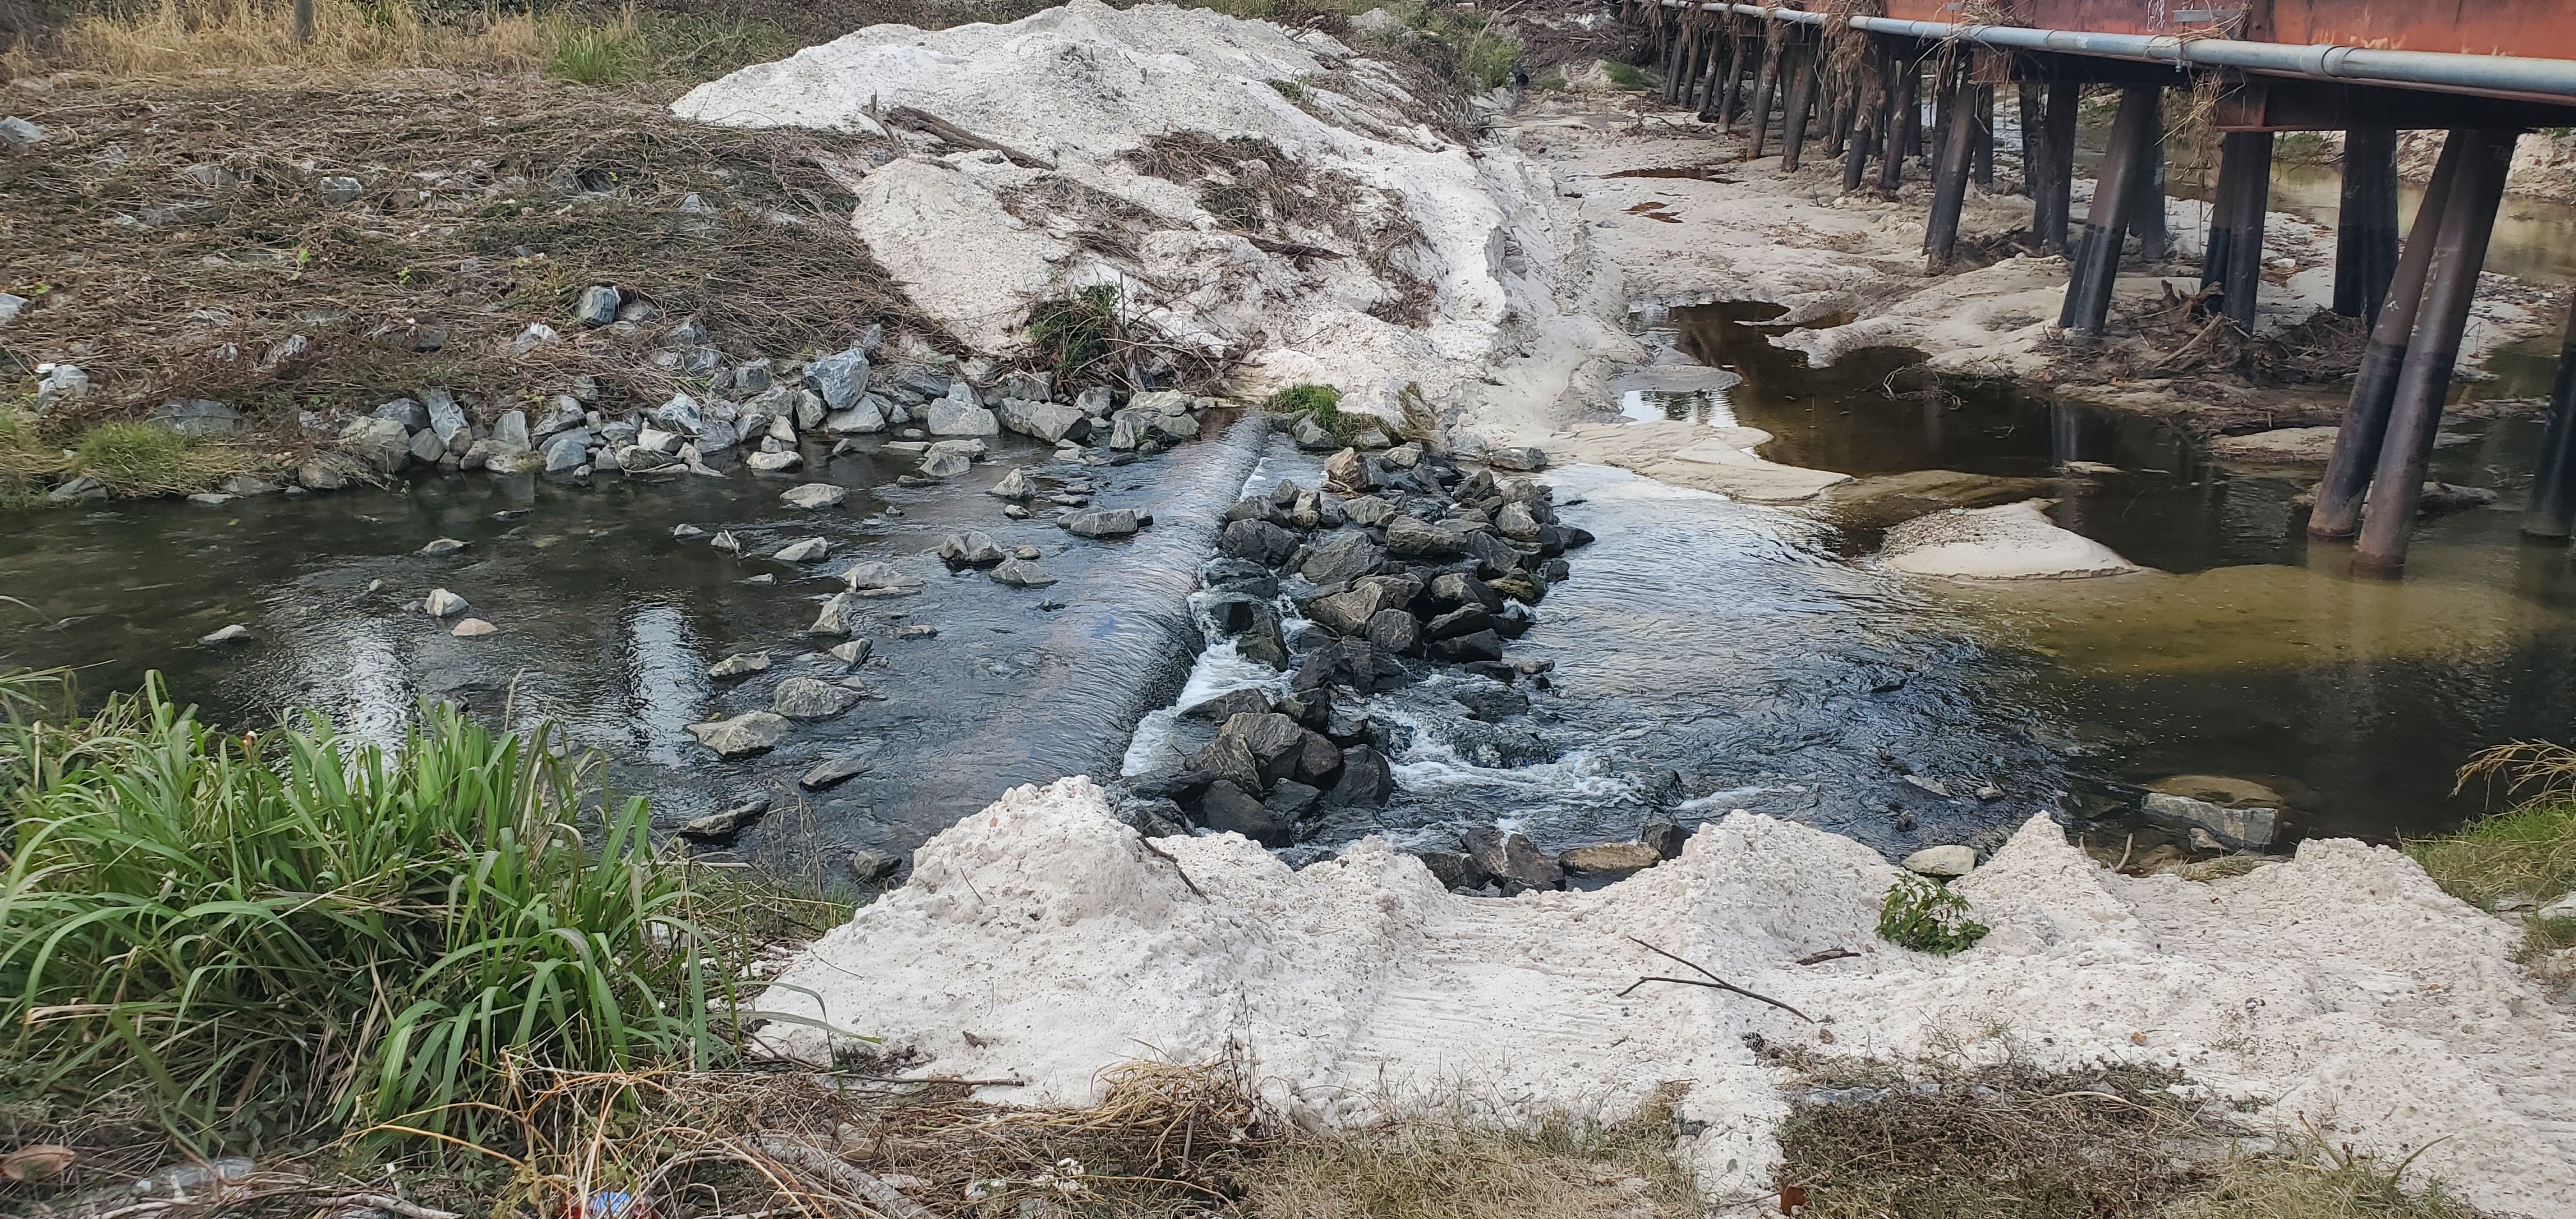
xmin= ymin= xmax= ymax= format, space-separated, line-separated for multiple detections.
xmin=1183 ymin=687 xmax=1278 ymax=723
xmin=1878 ymin=502 xmax=2142 ymax=581
xmin=491 ymin=410 xmax=532 ymax=450
xmin=1343 ymin=494 xmax=1397 ymax=528
xmin=844 ymin=561 xmax=921 ymax=594
xmin=337 ymin=417 xmax=412 ymax=474
xmin=422 ymin=388 xmax=470 ymax=451
xmin=829 ymin=638 xmax=874 ymax=666
xmin=198 ymin=624 xmax=253 ymax=645
xmin=773 ymin=677 xmax=859 ymax=719
xmin=0 ymin=291 xmax=22 ymax=332
xmin=616 ymin=446 xmax=676 ymax=473
xmin=1489 ymin=571 xmax=1545 ymax=605
xmin=1298 ymin=530 xmax=1384 ymax=586
xmin=450 ymin=617 xmax=498 ymax=637
xmin=1363 ymin=608 xmax=1420 ymax=654
xmin=848 ymin=849 xmax=903 ymax=883
xmin=895 ymin=624 xmax=939 ymax=639
xmin=33 ymin=364 xmax=88 ymax=416
xmin=2146 ymin=774 xmax=2286 ymax=808
xmin=2538 ymin=893 xmax=2576 ymax=921
xmin=2420 ymin=482 xmax=2498 ymax=517
xmin=186 ymin=493 xmax=233 ymax=507
xmin=824 ymin=399 xmax=889 ymax=434
xmin=1264 ymin=779 xmax=1323 ymax=823
xmin=1061 ymin=509 xmax=1140 ymax=538
xmin=541 ymin=429 xmax=592 ymax=473
xmin=0 ymin=116 xmax=47 ymax=149
xmin=1494 ymin=502 xmax=1541 ymax=541
xmin=774 ymin=537 xmax=830 ymax=563
xmin=991 ymin=557 xmax=1057 ymax=587
xmin=1901 ymin=845 xmax=1977 ymax=877
xmin=1427 ymin=629 xmax=1503 ymax=663
xmin=573 ymin=285 xmax=622 ymax=326
xmin=939 ymin=531 xmax=1006 ymax=567
xmin=149 ymin=398 xmax=241 ymax=438
xmin=809 ymin=593 xmax=862 ymax=635
xmin=678 ymin=796 xmax=772 ymax=842
xmin=1303 ymin=576 xmax=1416 ymax=636
xmin=710 ymin=531 xmax=743 ymax=555
xmin=781 ymin=483 xmax=848 ymax=510
xmin=806 ymin=347 xmax=872 ymax=410
xmin=1198 ymin=780 xmax=1292 ymax=847
xmin=220 ymin=475 xmax=279 ymax=498
xmin=1488 ymin=445 xmax=1549 ymax=473
xmin=707 ymin=652 xmax=771 ymax=680
xmin=1322 ymin=447 xmax=1375 ymax=493
xmin=1326 ymin=744 xmax=1392 ymax=806
xmin=295 ymin=457 xmax=351 ymax=491
xmin=997 ymin=398 xmax=1087 ymax=443
xmin=1218 ymin=519 xmax=1299 ymax=565
xmin=1418 ymin=850 xmax=1482 ymax=890
xmin=1191 ymin=711 xmax=1308 ymax=794
xmin=423 ymin=588 xmax=471 ymax=617
xmin=1451 ymin=680 xmax=1528 ymax=721
xmin=1460 ymin=827 xmax=1563 ymax=895
xmin=2142 ymin=792 xmax=2280 ymax=850
xmin=1291 ymin=416 xmax=1335 ymax=450
xmin=1384 ymin=516 xmax=1467 ymax=562
xmin=1428 ymin=571 xmax=1504 ymax=613
xmin=46 ymin=474 xmax=105 ymax=503
xmin=919 ymin=446 xmax=972 ymax=479
xmin=1641 ymin=814 xmax=1687 ymax=859
xmin=992 ymin=468 xmax=1033 ymax=500
xmin=648 ymin=393 xmax=706 ymax=438
xmin=482 ymin=446 xmax=546 ymax=475
xmin=372 ymin=397 xmax=429 ymax=431
xmin=673 ymin=524 xmax=708 ymax=540
xmin=926 ymin=387 xmax=999 ymax=436
xmin=1561 ymin=841 xmax=1661 ymax=879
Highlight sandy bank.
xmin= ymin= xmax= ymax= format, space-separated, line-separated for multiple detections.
xmin=747 ymin=776 xmax=2576 ymax=1216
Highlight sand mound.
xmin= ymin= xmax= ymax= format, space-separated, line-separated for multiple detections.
xmin=675 ymin=1 xmax=1630 ymax=425
xmin=1878 ymin=500 xmax=2144 ymax=579
xmin=747 ymin=777 xmax=2576 ymax=1216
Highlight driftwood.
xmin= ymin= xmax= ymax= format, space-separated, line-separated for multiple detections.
xmin=881 ymin=106 xmax=1052 ymax=170
xmin=1617 ymin=936 xmax=1816 ymax=1022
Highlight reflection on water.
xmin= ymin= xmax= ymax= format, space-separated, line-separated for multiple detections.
xmin=1640 ymin=300 xmax=2576 ymax=840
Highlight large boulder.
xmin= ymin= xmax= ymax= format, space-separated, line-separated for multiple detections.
xmin=997 ymin=397 xmax=1086 ymax=443
xmin=938 ymin=531 xmax=1006 ymax=567
xmin=1461 ymin=827 xmax=1563 ymax=895
xmin=1302 ymin=574 xmax=1420 ymax=636
xmin=773 ymin=677 xmax=860 ymax=720
xmin=1384 ymin=516 xmax=1467 ymax=562
xmin=1198 ymin=779 xmax=1294 ymax=847
xmin=1298 ymin=530 xmax=1384 ymax=586
xmin=1189 ymin=712 xmax=1308 ymax=795
xmin=337 ymin=417 xmax=411 ymax=474
xmin=1218 ymin=519 xmax=1298 ymax=565
xmin=1062 ymin=509 xmax=1141 ymax=539
xmin=806 ymin=348 xmax=872 ymax=410
xmin=1326 ymin=745 xmax=1393 ymax=807
xmin=926 ymin=385 xmax=999 ymax=435
xmin=781 ymin=483 xmax=848 ymax=509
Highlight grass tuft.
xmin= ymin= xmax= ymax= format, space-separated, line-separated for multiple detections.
xmin=1243 ymin=1091 xmax=1699 ymax=1219
xmin=0 ymin=669 xmax=785 ymax=1151
xmin=1877 ymin=873 xmax=1989 ymax=955
xmin=1266 ymin=382 xmax=1390 ymax=444
xmin=2411 ymin=741 xmax=2576 ymax=913
xmin=1603 ymin=60 xmax=1648 ymax=91
xmin=1027 ymin=284 xmax=1126 ymax=387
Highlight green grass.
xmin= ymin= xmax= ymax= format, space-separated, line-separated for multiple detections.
xmin=2170 ymin=1131 xmax=2482 ymax=1219
xmin=0 ymin=670 xmax=780 ymax=1152
xmin=2412 ymin=741 xmax=2576 ymax=913
xmin=1877 ymin=874 xmax=1989 ymax=955
xmin=70 ymin=421 xmax=190 ymax=492
xmin=1603 ymin=61 xmax=1648 ymax=91
xmin=540 ymin=15 xmax=799 ymax=88
xmin=1028 ymin=284 xmax=1126 ymax=385
xmin=1265 ymin=383 xmax=1388 ymax=444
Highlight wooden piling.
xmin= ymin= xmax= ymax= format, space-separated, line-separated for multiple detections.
xmin=2057 ymin=86 xmax=2158 ymax=334
xmin=2310 ymin=134 xmax=2469 ymax=540
xmin=2352 ymin=129 xmax=2518 ymax=578
xmin=2335 ymin=126 xmax=2403 ymax=325
xmin=2521 ymin=298 xmax=2576 ymax=540
xmin=1925 ymin=54 xmax=1979 ymax=267
xmin=1782 ymin=42 xmax=1821 ymax=171
xmin=2127 ymin=88 xmax=2169 ymax=261
xmin=1880 ymin=48 xmax=1920 ymax=194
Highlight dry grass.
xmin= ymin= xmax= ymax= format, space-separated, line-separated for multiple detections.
xmin=2170 ymin=1130 xmax=2485 ymax=1219
xmin=0 ymin=72 xmax=935 ymax=434
xmin=1245 ymin=1092 xmax=1698 ymax=1219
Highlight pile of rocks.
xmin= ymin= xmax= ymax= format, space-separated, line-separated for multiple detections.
xmin=1113 ymin=434 xmax=1599 ymax=859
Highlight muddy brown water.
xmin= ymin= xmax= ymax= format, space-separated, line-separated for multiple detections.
xmin=1633 ymin=300 xmax=2576 ymax=843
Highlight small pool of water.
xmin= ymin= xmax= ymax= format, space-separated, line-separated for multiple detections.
xmin=1634 ymin=300 xmax=2576 ymax=841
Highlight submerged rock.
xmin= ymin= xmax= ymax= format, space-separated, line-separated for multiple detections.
xmin=1560 ymin=841 xmax=1660 ymax=880
xmin=1461 ymin=826 xmax=1562 ymax=895
xmin=687 ymin=711 xmax=792 ymax=757
xmin=774 ymin=677 xmax=860 ymax=719
xmin=707 ymin=652 xmax=772 ymax=680
xmin=678 ymin=795 xmax=770 ymax=841
xmin=781 ymin=483 xmax=848 ymax=509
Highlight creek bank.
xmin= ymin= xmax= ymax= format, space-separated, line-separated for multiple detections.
xmin=746 ymin=775 xmax=2576 ymax=1219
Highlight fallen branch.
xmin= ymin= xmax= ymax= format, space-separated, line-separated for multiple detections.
xmin=882 ymin=106 xmax=1052 ymax=170
xmin=1793 ymin=948 xmax=1857 ymax=966
xmin=1619 ymin=937 xmax=1815 ymax=1023
xmin=754 ymin=1135 xmax=933 ymax=1219
xmin=1138 ymin=838 xmax=1208 ymax=900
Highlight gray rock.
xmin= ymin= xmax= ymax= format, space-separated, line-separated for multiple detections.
xmin=1291 ymin=416 xmax=1335 ymax=450
xmin=1218 ymin=518 xmax=1298 ymax=565
xmin=919 ymin=440 xmax=977 ymax=478
xmin=1303 ymin=576 xmax=1416 ymax=636
xmin=997 ymin=397 xmax=1086 ymax=443
xmin=732 ymin=359 xmax=774 ymax=396
xmin=187 ymin=492 xmax=233 ymax=507
xmin=824 ymin=399 xmax=889 ymax=434
xmin=1182 ymin=686 xmax=1278 ymax=723
xmin=2142 ymin=792 xmax=2280 ymax=850
xmin=0 ymin=116 xmax=45 ymax=149
xmin=693 ymin=417 xmax=741 ymax=453
xmin=1326 ymin=745 xmax=1393 ymax=807
xmin=47 ymin=474 xmax=105 ymax=503
xmin=616 ymin=445 xmax=677 ymax=473
xmin=373 ymin=397 xmax=430 ymax=431
xmin=1363 ymin=608 xmax=1420 ymax=654
xmin=1344 ymin=494 xmax=1397 ymax=527
xmin=809 ymin=592 xmax=861 ymax=635
xmin=1901 ymin=845 xmax=1977 ymax=877
xmin=800 ymin=753 xmax=873 ymax=790
xmin=1061 ymin=509 xmax=1141 ymax=539
xmin=673 ymin=524 xmax=708 ymax=539
xmin=1384 ymin=516 xmax=1467 ymax=562
xmin=338 ymin=416 xmax=412 ymax=474
xmin=422 ymin=388 xmax=469 ymax=450
xmin=198 ymin=624 xmax=254 ymax=645
xmin=483 ymin=446 xmax=546 ymax=475
xmin=1238 ymin=602 xmax=1291 ymax=670
xmin=773 ymin=537 xmax=829 ymax=563
xmin=319 ymin=174 xmax=364 ymax=205
xmin=221 ymin=475 xmax=279 ymax=497
xmin=1460 ymin=827 xmax=1563 ymax=895
xmin=781 ymin=483 xmax=848 ymax=510
xmin=542 ymin=429 xmax=592 ymax=473
xmin=926 ymin=388 xmax=999 ymax=436
xmin=573 ymin=285 xmax=622 ymax=326
xmin=848 ymin=848 xmax=903 ymax=883
xmin=1641 ymin=813 xmax=1687 ymax=860
xmin=773 ymin=677 xmax=859 ymax=719
xmin=1298 ymin=530 xmax=1384 ymax=585
xmin=1199 ymin=779 xmax=1294 ymax=847
xmin=1427 ymin=629 xmax=1503 ymax=663
xmin=990 ymin=557 xmax=1057 ymax=587
xmin=829 ymin=638 xmax=873 ymax=666
xmin=0 ymin=292 xmax=22 ymax=332
xmin=686 ymin=710 xmax=790 ymax=757
xmin=491 ymin=410 xmax=532 ymax=450
xmin=707 ymin=652 xmax=771 ymax=680
xmin=422 ymin=588 xmax=471 ymax=617
xmin=295 ymin=457 xmax=353 ymax=491
xmin=648 ymin=393 xmax=705 ymax=436
xmin=1489 ymin=445 xmax=1549 ymax=473
xmin=938 ymin=531 xmax=1006 ymax=567
xmin=678 ymin=796 xmax=770 ymax=841
xmin=149 ymin=398 xmax=240 ymax=438
xmin=710 ymin=531 xmax=742 ymax=555
xmin=806 ymin=347 xmax=872 ymax=410
xmin=420 ymin=537 xmax=468 ymax=556
xmin=1000 ymin=371 xmax=1053 ymax=401
xmin=1322 ymin=447 xmax=1375 ymax=494
xmin=33 ymin=364 xmax=89 ymax=417
xmin=990 ymin=468 xmax=1033 ymax=500
xmin=844 ymin=561 xmax=921 ymax=594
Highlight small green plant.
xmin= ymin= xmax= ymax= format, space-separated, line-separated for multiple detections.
xmin=1603 ymin=61 xmax=1648 ymax=91
xmin=1265 ymin=383 xmax=1385 ymax=444
xmin=72 ymin=422 xmax=190 ymax=493
xmin=1878 ymin=874 xmax=1989 ymax=955
xmin=1029 ymin=284 xmax=1126 ymax=385
xmin=548 ymin=23 xmax=641 ymax=85
xmin=1268 ymin=78 xmax=1305 ymax=102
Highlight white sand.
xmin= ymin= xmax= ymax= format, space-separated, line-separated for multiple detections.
xmin=1878 ymin=500 xmax=2144 ymax=580
xmin=750 ymin=777 xmax=2576 ymax=1216
xmin=675 ymin=1 xmax=1639 ymax=427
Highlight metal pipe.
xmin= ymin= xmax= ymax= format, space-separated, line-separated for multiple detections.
xmin=2057 ymin=85 xmax=2157 ymax=334
xmin=2522 ymin=297 xmax=2576 ymax=540
xmin=2335 ymin=126 xmax=2402 ymax=324
xmin=2220 ymin=131 xmax=2273 ymax=327
xmin=1926 ymin=53 xmax=1978 ymax=266
xmin=2310 ymin=133 xmax=2467 ymax=540
xmin=1659 ymin=2 xmax=2576 ymax=101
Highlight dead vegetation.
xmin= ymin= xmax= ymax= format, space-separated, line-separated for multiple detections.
xmin=1 ymin=74 xmax=935 ymax=431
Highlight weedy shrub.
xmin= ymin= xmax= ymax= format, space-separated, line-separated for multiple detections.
xmin=1027 ymin=284 xmax=1126 ymax=385
xmin=0 ymin=671 xmax=755 ymax=1151
xmin=1877 ymin=873 xmax=1988 ymax=955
